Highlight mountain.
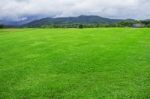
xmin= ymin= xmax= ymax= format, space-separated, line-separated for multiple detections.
xmin=23 ymin=15 xmax=124 ymax=27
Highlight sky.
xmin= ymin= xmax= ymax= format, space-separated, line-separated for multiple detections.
xmin=0 ymin=0 xmax=150 ymax=21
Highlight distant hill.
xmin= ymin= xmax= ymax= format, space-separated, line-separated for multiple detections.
xmin=23 ymin=15 xmax=124 ymax=27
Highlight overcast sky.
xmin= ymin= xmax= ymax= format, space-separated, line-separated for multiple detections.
xmin=0 ymin=0 xmax=150 ymax=21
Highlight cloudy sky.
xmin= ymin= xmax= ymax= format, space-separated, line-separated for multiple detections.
xmin=0 ymin=0 xmax=150 ymax=21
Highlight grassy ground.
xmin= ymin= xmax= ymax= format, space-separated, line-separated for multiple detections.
xmin=0 ymin=28 xmax=150 ymax=99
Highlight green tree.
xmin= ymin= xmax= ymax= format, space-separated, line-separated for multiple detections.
xmin=78 ymin=24 xmax=83 ymax=29
xmin=0 ymin=24 xmax=4 ymax=29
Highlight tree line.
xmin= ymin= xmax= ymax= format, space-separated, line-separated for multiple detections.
xmin=23 ymin=20 xmax=150 ymax=28
xmin=1 ymin=20 xmax=150 ymax=28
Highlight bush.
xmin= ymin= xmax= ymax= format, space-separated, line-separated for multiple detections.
xmin=0 ymin=24 xmax=4 ymax=29
xmin=78 ymin=24 xmax=83 ymax=29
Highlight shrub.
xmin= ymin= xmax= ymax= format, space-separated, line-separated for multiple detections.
xmin=78 ymin=24 xmax=83 ymax=29
xmin=0 ymin=24 xmax=4 ymax=29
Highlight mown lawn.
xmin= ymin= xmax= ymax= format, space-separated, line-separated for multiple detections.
xmin=0 ymin=28 xmax=150 ymax=99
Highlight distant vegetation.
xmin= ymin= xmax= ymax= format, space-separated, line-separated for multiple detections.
xmin=0 ymin=24 xmax=4 ymax=29
xmin=21 ymin=16 xmax=150 ymax=28
xmin=1 ymin=16 xmax=150 ymax=28
xmin=22 ymin=21 xmax=150 ymax=28
xmin=0 ymin=24 xmax=16 ymax=29
xmin=78 ymin=24 xmax=83 ymax=29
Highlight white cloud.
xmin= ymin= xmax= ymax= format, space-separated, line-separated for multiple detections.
xmin=0 ymin=0 xmax=150 ymax=21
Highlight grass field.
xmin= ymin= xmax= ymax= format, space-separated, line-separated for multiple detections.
xmin=0 ymin=28 xmax=150 ymax=99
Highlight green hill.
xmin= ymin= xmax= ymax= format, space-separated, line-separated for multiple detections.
xmin=23 ymin=15 xmax=123 ymax=27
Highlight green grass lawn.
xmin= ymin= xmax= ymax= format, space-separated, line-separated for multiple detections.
xmin=0 ymin=28 xmax=150 ymax=99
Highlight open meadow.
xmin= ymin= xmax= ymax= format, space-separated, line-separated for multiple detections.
xmin=0 ymin=28 xmax=150 ymax=99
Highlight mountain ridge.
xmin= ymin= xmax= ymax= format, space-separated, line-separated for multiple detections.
xmin=23 ymin=15 xmax=127 ymax=27
xmin=1 ymin=15 xmax=137 ymax=27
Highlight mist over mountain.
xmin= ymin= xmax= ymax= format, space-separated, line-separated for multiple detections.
xmin=0 ymin=15 xmax=45 ymax=26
